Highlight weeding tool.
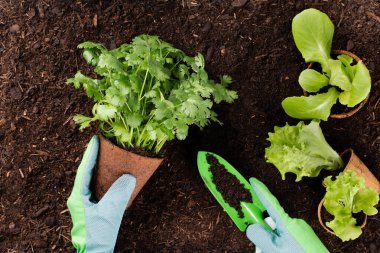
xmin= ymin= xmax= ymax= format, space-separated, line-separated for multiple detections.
xmin=197 ymin=151 xmax=275 ymax=252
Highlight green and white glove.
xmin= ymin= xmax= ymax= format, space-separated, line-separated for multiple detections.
xmin=246 ymin=178 xmax=329 ymax=253
xmin=67 ymin=136 xmax=136 ymax=253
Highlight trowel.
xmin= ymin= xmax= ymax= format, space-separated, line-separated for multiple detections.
xmin=197 ymin=151 xmax=276 ymax=252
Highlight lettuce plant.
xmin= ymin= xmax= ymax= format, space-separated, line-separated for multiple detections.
xmin=282 ymin=8 xmax=371 ymax=120
xmin=265 ymin=120 xmax=343 ymax=181
xmin=68 ymin=35 xmax=237 ymax=154
xmin=323 ymin=170 xmax=379 ymax=241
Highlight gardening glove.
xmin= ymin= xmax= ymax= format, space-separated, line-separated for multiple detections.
xmin=67 ymin=135 xmax=136 ymax=253
xmin=246 ymin=178 xmax=329 ymax=253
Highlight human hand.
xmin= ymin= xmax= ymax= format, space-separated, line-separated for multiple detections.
xmin=246 ymin=178 xmax=329 ymax=253
xmin=67 ymin=136 xmax=136 ymax=253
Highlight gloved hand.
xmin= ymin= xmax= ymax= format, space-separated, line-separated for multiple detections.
xmin=67 ymin=135 xmax=136 ymax=253
xmin=246 ymin=178 xmax=329 ymax=253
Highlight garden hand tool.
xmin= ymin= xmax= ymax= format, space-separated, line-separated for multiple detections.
xmin=67 ymin=135 xmax=136 ymax=253
xmin=197 ymin=152 xmax=276 ymax=253
xmin=197 ymin=151 xmax=274 ymax=232
xmin=247 ymin=177 xmax=329 ymax=253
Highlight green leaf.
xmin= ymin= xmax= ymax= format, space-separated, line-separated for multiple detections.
xmin=78 ymin=42 xmax=106 ymax=66
xmin=154 ymin=101 xmax=172 ymax=121
xmin=326 ymin=216 xmax=362 ymax=242
xmin=148 ymin=58 xmax=170 ymax=81
xmin=337 ymin=55 xmax=353 ymax=67
xmin=353 ymin=188 xmax=379 ymax=215
xmin=299 ymin=120 xmax=343 ymax=167
xmin=105 ymin=87 xmax=126 ymax=107
xmin=98 ymin=53 xmax=125 ymax=73
xmin=78 ymin=42 xmax=107 ymax=51
xmin=339 ymin=62 xmax=371 ymax=107
xmin=73 ymin=114 xmax=94 ymax=130
xmin=195 ymin=53 xmax=205 ymax=68
xmin=282 ymin=87 xmax=340 ymax=121
xmin=337 ymin=55 xmax=354 ymax=81
xmin=93 ymin=104 xmax=117 ymax=121
xmin=213 ymin=84 xmax=238 ymax=103
xmin=125 ymin=113 xmax=143 ymax=128
xmin=68 ymin=35 xmax=237 ymax=153
xmin=175 ymin=121 xmax=189 ymax=140
xmin=323 ymin=170 xmax=379 ymax=241
xmin=292 ymin=8 xmax=334 ymax=73
xmin=110 ymin=44 xmax=131 ymax=59
xmin=67 ymin=71 xmax=92 ymax=89
xmin=112 ymin=121 xmax=132 ymax=144
xmin=66 ymin=71 xmax=103 ymax=100
xmin=83 ymin=50 xmax=100 ymax=66
xmin=298 ymin=69 xmax=329 ymax=92
xmin=265 ymin=120 xmax=343 ymax=181
xmin=220 ymin=75 xmax=232 ymax=87
xmin=329 ymin=59 xmax=352 ymax=91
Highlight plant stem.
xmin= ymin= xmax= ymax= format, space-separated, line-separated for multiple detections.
xmin=139 ymin=68 xmax=149 ymax=102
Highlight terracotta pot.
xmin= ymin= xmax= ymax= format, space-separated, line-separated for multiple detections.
xmin=92 ymin=135 xmax=164 ymax=206
xmin=317 ymin=149 xmax=379 ymax=234
xmin=304 ymin=49 xmax=370 ymax=119
xmin=340 ymin=149 xmax=380 ymax=193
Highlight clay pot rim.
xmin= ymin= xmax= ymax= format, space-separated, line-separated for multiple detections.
xmin=99 ymin=134 xmax=165 ymax=160
xmin=303 ymin=49 xmax=370 ymax=119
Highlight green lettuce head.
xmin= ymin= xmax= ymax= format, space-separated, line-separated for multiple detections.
xmin=265 ymin=120 xmax=343 ymax=181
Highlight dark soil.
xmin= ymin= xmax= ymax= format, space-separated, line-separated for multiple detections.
xmin=1 ymin=0 xmax=379 ymax=252
xmin=206 ymin=154 xmax=252 ymax=218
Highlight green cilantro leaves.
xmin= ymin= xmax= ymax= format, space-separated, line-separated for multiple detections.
xmin=68 ymin=35 xmax=237 ymax=153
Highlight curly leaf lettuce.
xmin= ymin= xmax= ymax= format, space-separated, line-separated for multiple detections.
xmin=281 ymin=87 xmax=339 ymax=121
xmin=323 ymin=170 xmax=379 ymax=241
xmin=265 ymin=120 xmax=343 ymax=181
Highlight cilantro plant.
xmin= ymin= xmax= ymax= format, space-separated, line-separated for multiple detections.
xmin=68 ymin=35 xmax=237 ymax=154
xmin=323 ymin=170 xmax=379 ymax=241
xmin=265 ymin=120 xmax=343 ymax=181
xmin=282 ymin=8 xmax=371 ymax=121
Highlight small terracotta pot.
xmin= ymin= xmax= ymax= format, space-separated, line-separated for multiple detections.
xmin=340 ymin=149 xmax=380 ymax=193
xmin=317 ymin=149 xmax=380 ymax=234
xmin=92 ymin=135 xmax=164 ymax=206
xmin=304 ymin=49 xmax=370 ymax=119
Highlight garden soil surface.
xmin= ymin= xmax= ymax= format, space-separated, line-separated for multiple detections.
xmin=1 ymin=0 xmax=379 ymax=252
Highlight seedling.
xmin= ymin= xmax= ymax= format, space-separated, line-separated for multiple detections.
xmin=68 ymin=35 xmax=237 ymax=154
xmin=322 ymin=170 xmax=379 ymax=241
xmin=282 ymin=8 xmax=371 ymax=120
